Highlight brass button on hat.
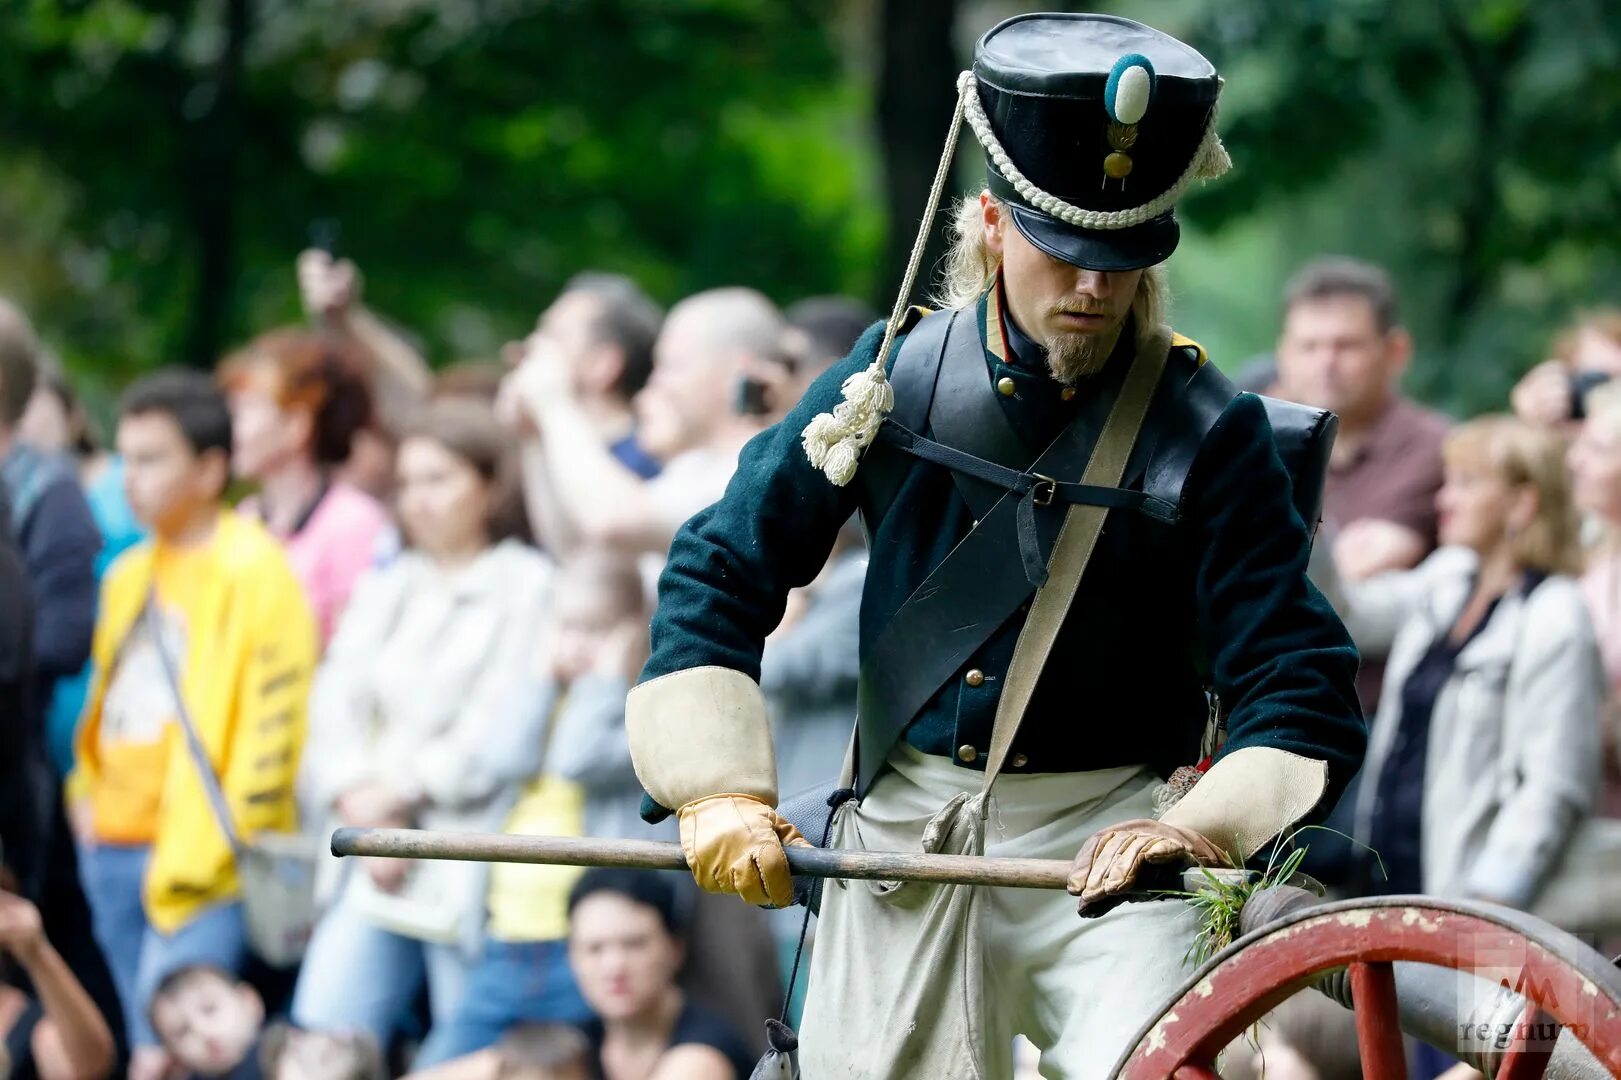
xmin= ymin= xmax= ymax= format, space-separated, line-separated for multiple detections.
xmin=957 ymin=744 xmax=979 ymax=763
xmin=997 ymin=376 xmax=1016 ymax=397
xmin=965 ymin=668 xmax=985 ymax=688
xmin=1011 ymin=753 xmax=1029 ymax=769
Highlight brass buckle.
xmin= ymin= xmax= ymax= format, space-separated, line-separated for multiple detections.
xmin=1030 ymin=474 xmax=1057 ymax=507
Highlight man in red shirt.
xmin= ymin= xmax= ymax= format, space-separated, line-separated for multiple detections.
xmin=1271 ymin=257 xmax=1451 ymax=706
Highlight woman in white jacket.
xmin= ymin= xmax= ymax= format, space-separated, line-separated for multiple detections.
xmin=1346 ymin=416 xmax=1602 ymax=910
xmin=291 ymin=398 xmax=553 ymax=1055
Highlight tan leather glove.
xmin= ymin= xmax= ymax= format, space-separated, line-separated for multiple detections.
xmin=1068 ymin=818 xmax=1230 ymax=913
xmin=678 ymin=793 xmax=809 ymax=908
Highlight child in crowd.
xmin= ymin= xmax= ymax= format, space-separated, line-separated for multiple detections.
xmin=150 ymin=966 xmax=383 ymax=1080
xmin=148 ymin=966 xmax=264 ymax=1080
xmin=72 ymin=371 xmax=317 ymax=1080
xmin=415 ymin=552 xmax=648 ymax=1067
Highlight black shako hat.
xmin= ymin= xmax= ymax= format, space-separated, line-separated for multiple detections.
xmin=970 ymin=12 xmax=1228 ymax=271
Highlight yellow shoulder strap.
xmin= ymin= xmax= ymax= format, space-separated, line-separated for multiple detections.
xmin=897 ymin=304 xmax=933 ymax=333
xmin=1170 ymin=332 xmax=1208 ymax=366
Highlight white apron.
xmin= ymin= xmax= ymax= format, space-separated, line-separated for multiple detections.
xmin=798 ymin=745 xmax=1199 ymax=1079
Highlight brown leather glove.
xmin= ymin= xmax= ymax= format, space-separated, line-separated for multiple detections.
xmin=677 ymin=793 xmax=810 ymax=908
xmin=1068 ymin=818 xmax=1230 ymax=914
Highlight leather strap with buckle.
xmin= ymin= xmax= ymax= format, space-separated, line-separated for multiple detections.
xmin=875 ymin=422 xmax=1177 ymax=587
xmin=1030 ymin=474 xmax=1056 ymax=507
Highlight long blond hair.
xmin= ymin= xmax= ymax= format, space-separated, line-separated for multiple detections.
xmin=932 ymin=191 xmax=1169 ymax=348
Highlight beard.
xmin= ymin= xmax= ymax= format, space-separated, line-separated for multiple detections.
xmin=1045 ymin=311 xmax=1127 ymax=383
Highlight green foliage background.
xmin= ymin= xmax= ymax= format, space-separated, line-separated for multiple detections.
xmin=2 ymin=0 xmax=1618 ymax=419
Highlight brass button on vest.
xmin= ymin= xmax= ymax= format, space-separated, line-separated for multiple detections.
xmin=1060 ymin=386 xmax=1077 ymax=402
xmin=957 ymin=744 xmax=979 ymax=763
xmin=997 ymin=376 xmax=1016 ymax=396
xmin=1011 ymin=753 xmax=1029 ymax=769
xmin=964 ymin=669 xmax=985 ymax=688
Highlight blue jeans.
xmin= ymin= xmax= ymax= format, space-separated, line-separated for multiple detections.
xmin=289 ymin=895 xmax=470 ymax=1053
xmin=413 ymin=938 xmax=591 ymax=1067
xmin=78 ymin=843 xmax=249 ymax=1048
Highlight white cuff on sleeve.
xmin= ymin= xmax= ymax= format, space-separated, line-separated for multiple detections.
xmin=1158 ymin=746 xmax=1328 ymax=861
xmin=626 ymin=666 xmax=779 ymax=810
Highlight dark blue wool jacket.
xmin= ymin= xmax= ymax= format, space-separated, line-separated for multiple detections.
xmin=643 ymin=290 xmax=1364 ymax=816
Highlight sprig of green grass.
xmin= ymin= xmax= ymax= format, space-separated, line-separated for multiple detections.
xmin=1156 ymin=827 xmax=1387 ymax=1074
xmin=1152 ymin=825 xmax=1385 ymax=969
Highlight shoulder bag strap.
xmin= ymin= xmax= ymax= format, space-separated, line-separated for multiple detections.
xmin=979 ymin=326 xmax=1172 ymax=794
xmin=143 ymin=591 xmax=243 ymax=855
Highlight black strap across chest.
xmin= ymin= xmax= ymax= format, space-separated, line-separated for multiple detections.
xmin=845 ymin=306 xmax=1336 ymax=794
xmin=852 ymin=310 xmax=1170 ymax=793
xmin=875 ymin=311 xmax=1178 ymax=586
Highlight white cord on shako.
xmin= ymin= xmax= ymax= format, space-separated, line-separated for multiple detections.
xmin=801 ymin=70 xmax=1231 ymax=487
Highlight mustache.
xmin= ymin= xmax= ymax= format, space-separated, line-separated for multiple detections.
xmin=1048 ymin=301 xmax=1111 ymax=318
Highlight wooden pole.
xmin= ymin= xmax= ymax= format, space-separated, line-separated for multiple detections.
xmin=331 ymin=827 xmax=1075 ymax=891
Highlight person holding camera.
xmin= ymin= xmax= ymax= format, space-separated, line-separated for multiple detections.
xmin=1510 ymin=309 xmax=1621 ymax=432
xmin=506 ymin=287 xmax=782 ymax=559
xmin=498 ymin=275 xmax=664 ymax=560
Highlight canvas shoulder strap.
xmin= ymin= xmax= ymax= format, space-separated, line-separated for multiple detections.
xmin=979 ymin=325 xmax=1172 ymax=792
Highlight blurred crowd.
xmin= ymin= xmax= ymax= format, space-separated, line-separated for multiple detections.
xmin=1 ymin=247 xmax=1620 ymax=1080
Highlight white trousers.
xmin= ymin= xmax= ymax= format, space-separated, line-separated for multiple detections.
xmin=799 ymin=745 xmax=1200 ymax=1080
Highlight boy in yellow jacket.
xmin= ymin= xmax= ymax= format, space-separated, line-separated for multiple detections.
xmin=71 ymin=371 xmax=317 ymax=1080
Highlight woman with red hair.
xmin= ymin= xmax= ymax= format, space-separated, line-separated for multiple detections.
xmin=220 ymin=329 xmax=394 ymax=644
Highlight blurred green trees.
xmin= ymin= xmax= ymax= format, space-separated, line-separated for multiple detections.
xmin=3 ymin=0 xmax=1619 ymax=416
xmin=0 ymin=0 xmax=883 ymax=376
xmin=1167 ymin=0 xmax=1621 ymax=413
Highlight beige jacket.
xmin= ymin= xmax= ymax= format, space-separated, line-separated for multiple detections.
xmin=1345 ymin=548 xmax=1602 ymax=907
xmin=302 ymin=540 xmax=554 ymax=943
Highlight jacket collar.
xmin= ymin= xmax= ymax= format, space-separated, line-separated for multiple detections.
xmin=984 ymin=277 xmax=1012 ymax=366
xmin=1411 ymin=550 xmax=1545 ymax=672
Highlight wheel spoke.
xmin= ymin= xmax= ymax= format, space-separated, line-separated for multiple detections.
xmin=1350 ymin=961 xmax=1408 ymax=1080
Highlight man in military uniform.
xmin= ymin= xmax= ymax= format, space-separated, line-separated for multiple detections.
xmin=626 ymin=13 xmax=1365 ymax=1078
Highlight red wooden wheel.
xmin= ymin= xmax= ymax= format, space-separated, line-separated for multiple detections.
xmin=1109 ymin=895 xmax=1621 ymax=1080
